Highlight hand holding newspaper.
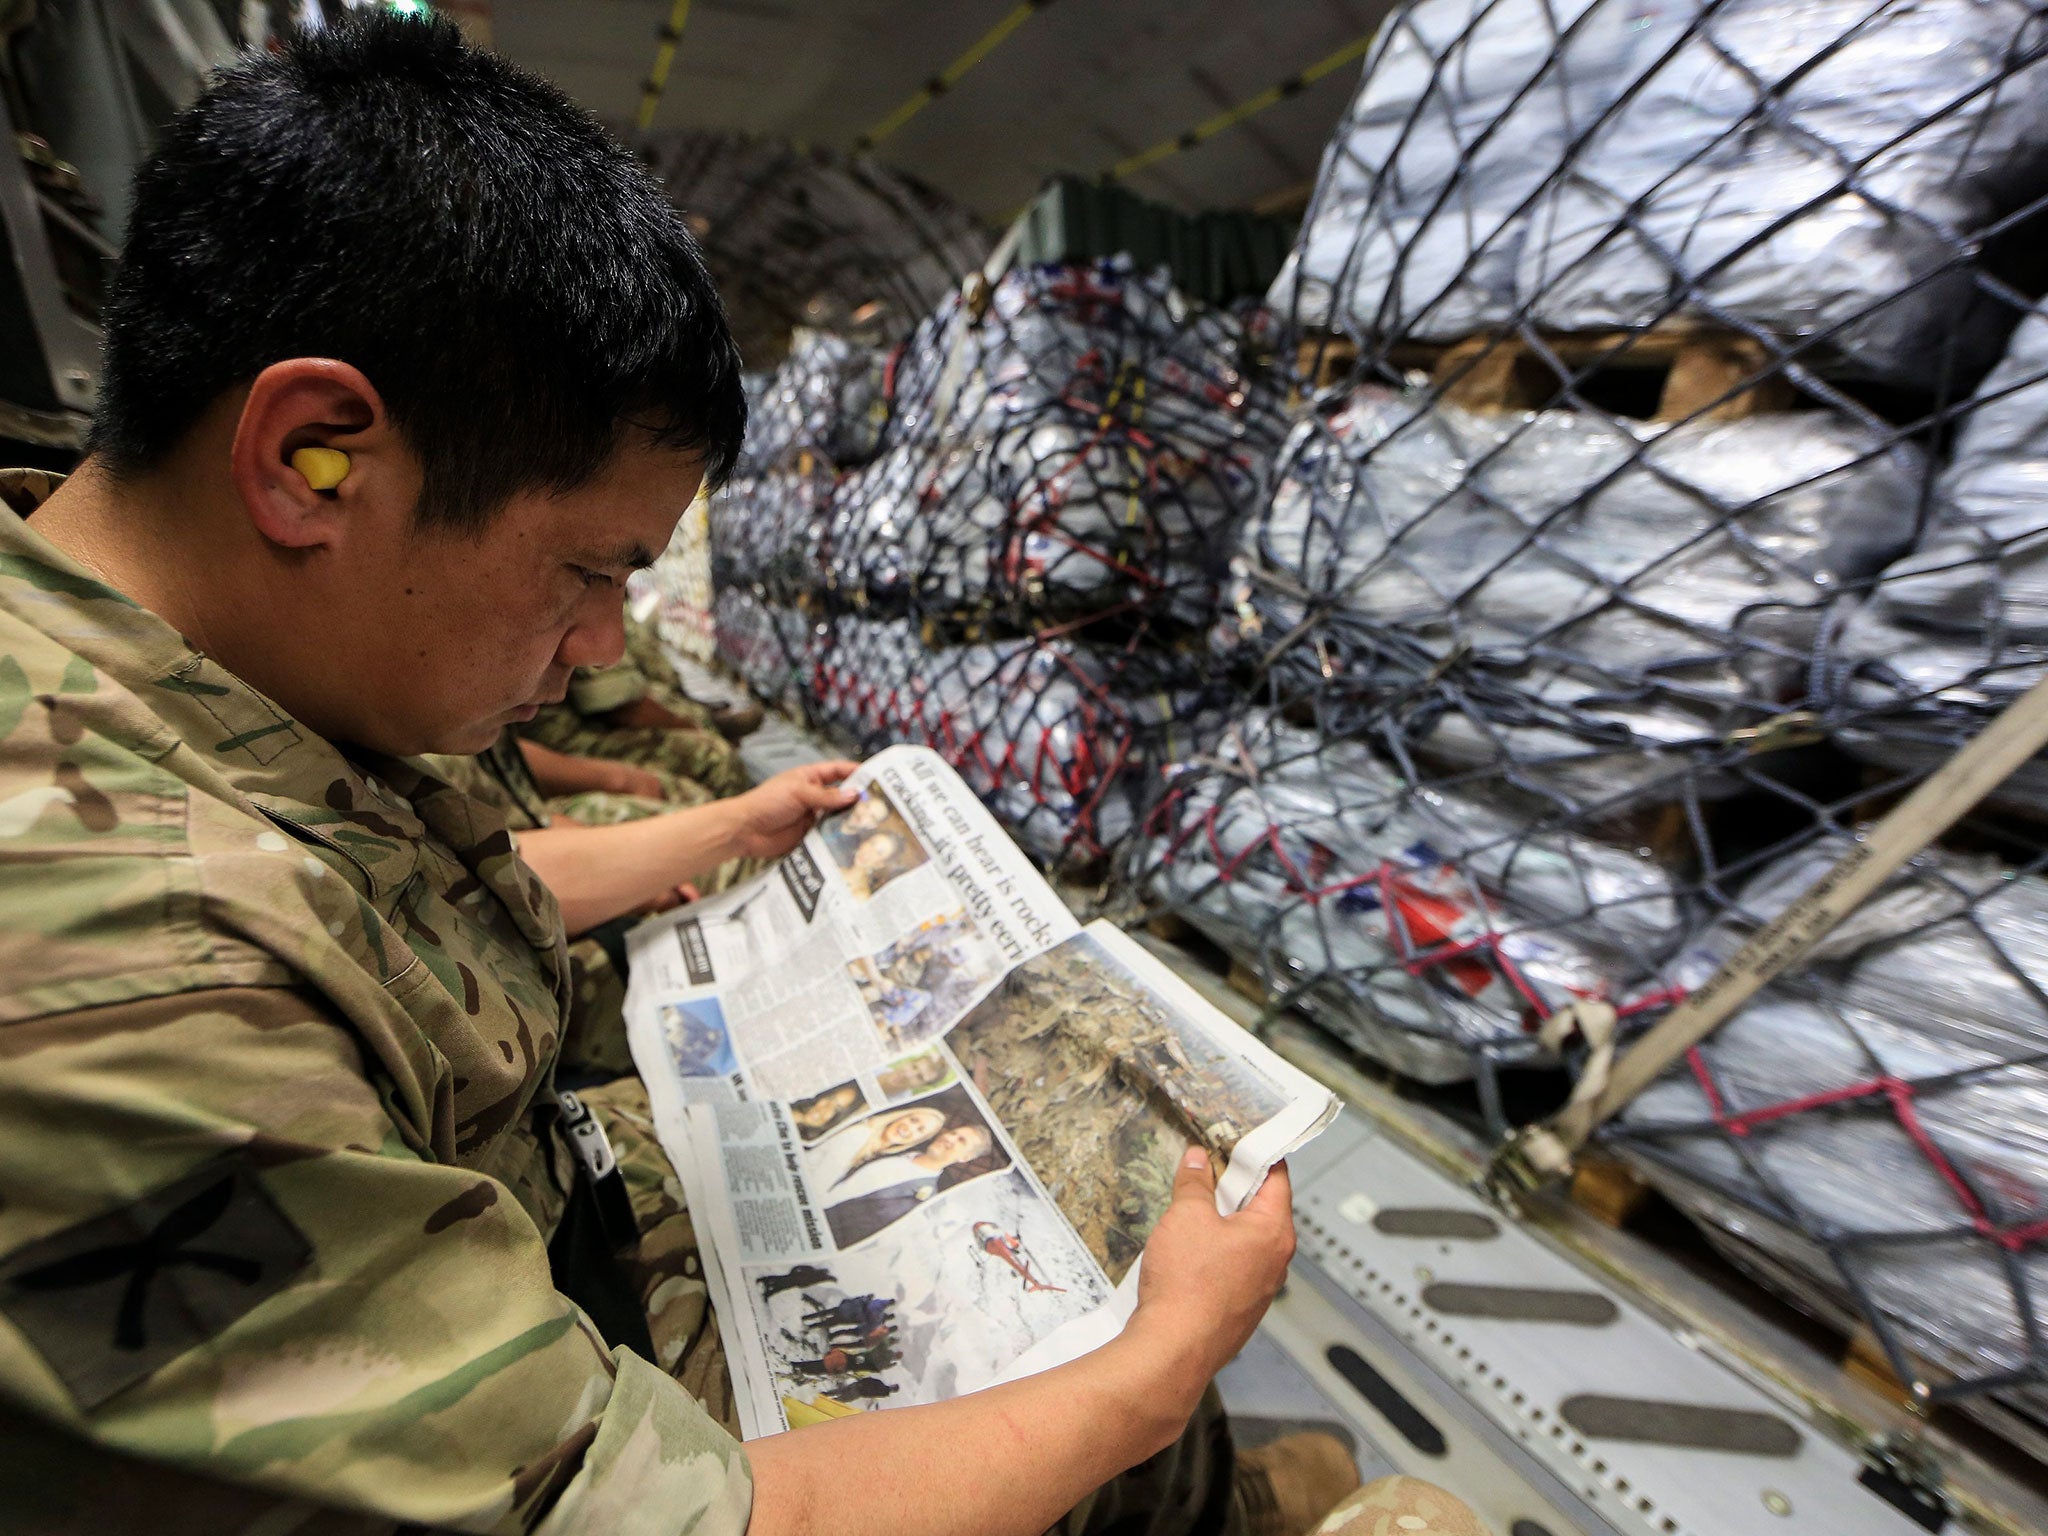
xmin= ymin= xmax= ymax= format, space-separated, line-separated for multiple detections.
xmin=625 ymin=746 xmax=1339 ymax=1437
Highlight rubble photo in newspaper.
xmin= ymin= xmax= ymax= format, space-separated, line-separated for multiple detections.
xmin=624 ymin=746 xmax=1339 ymax=1438
xmin=949 ymin=930 xmax=1296 ymax=1283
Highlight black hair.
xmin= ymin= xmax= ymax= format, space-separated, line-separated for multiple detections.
xmin=88 ymin=11 xmax=746 ymax=526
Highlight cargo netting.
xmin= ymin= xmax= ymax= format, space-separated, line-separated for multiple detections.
xmin=1124 ymin=0 xmax=2048 ymax=1427
xmin=713 ymin=255 xmax=1277 ymax=867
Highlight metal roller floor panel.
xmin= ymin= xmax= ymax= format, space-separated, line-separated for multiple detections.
xmin=1273 ymin=1112 xmax=1937 ymax=1536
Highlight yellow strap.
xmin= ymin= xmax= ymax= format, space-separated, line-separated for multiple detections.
xmin=854 ymin=0 xmax=1052 ymax=153
xmin=634 ymin=0 xmax=695 ymax=132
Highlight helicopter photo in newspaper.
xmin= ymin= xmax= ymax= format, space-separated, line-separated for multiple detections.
xmin=744 ymin=1163 xmax=1110 ymax=1424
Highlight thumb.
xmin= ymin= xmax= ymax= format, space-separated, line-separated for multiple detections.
xmin=1242 ymin=1161 xmax=1292 ymax=1221
xmin=1171 ymin=1144 xmax=1217 ymax=1207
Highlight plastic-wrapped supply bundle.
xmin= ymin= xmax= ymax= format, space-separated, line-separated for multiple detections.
xmin=1269 ymin=0 xmax=1673 ymax=341
xmin=1614 ymin=838 xmax=2048 ymax=1426
xmin=830 ymin=258 xmax=1283 ymax=626
xmin=808 ymin=616 xmax=1200 ymax=864
xmin=708 ymin=460 xmax=839 ymax=601
xmin=738 ymin=327 xmax=889 ymax=473
xmin=646 ymin=491 xmax=718 ymax=663
xmin=1230 ymin=385 xmax=1922 ymax=798
xmin=1521 ymin=0 xmax=2048 ymax=384
xmin=1132 ymin=713 xmax=1684 ymax=1084
xmin=823 ymin=441 xmax=997 ymax=610
xmin=1833 ymin=307 xmax=2048 ymax=811
xmin=713 ymin=587 xmax=814 ymax=711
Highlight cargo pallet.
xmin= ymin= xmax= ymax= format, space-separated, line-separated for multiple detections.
xmin=1295 ymin=324 xmax=1802 ymax=423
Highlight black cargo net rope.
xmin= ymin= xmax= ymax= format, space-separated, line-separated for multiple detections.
xmin=1119 ymin=0 xmax=2048 ymax=1430
xmin=712 ymin=259 xmax=1282 ymax=867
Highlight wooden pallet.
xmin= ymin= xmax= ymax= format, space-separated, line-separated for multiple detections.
xmin=1144 ymin=911 xmax=1194 ymax=944
xmin=1431 ymin=327 xmax=1797 ymax=422
xmin=1569 ymin=1149 xmax=1656 ymax=1229
xmin=1294 ymin=333 xmax=1360 ymax=393
xmin=1843 ymin=1325 xmax=1920 ymax=1412
xmin=1298 ymin=325 xmax=1798 ymax=423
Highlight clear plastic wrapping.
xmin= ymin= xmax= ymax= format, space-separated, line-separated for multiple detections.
xmin=1269 ymin=0 xmax=1669 ymax=341
xmin=1523 ymin=0 xmax=2048 ymax=383
xmin=712 ymin=588 xmax=815 ymax=710
xmin=825 ymin=258 xmax=1282 ymax=626
xmin=1618 ymin=838 xmax=2048 ymax=1416
xmin=709 ymin=461 xmax=840 ymax=601
xmin=1230 ymin=385 xmax=1921 ymax=794
xmin=1274 ymin=0 xmax=2048 ymax=385
xmin=1133 ymin=713 xmax=1683 ymax=1082
xmin=1833 ymin=307 xmax=2048 ymax=809
xmin=807 ymin=616 xmax=1203 ymax=864
xmin=738 ymin=328 xmax=889 ymax=474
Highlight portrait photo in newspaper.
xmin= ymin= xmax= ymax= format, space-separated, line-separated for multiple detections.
xmin=818 ymin=781 xmax=929 ymax=901
xmin=805 ymin=1083 xmax=1012 ymax=1249
xmin=877 ymin=1046 xmax=954 ymax=1101
xmin=789 ymin=1080 xmax=869 ymax=1143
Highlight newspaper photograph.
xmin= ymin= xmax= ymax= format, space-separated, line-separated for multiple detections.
xmin=625 ymin=745 xmax=1340 ymax=1438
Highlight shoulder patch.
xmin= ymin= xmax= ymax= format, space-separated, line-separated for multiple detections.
xmin=0 ymin=1153 xmax=312 ymax=1409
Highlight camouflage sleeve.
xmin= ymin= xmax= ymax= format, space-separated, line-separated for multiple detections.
xmin=0 ymin=986 xmax=751 ymax=1536
xmin=567 ymin=657 xmax=651 ymax=716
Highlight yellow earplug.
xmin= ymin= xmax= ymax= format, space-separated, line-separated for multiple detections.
xmin=291 ymin=446 xmax=351 ymax=492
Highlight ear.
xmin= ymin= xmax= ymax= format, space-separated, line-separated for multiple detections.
xmin=229 ymin=359 xmax=409 ymax=551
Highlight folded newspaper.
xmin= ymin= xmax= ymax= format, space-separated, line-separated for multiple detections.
xmin=624 ymin=746 xmax=1340 ymax=1437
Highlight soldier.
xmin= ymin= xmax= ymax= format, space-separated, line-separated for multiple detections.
xmin=0 ymin=17 xmax=1472 ymax=1536
xmin=623 ymin=606 xmax=766 ymax=742
xmin=519 ymin=612 xmax=755 ymax=799
xmin=521 ymin=732 xmax=704 ymax=813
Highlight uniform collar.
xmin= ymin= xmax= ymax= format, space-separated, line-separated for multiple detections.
xmin=0 ymin=486 xmax=425 ymax=900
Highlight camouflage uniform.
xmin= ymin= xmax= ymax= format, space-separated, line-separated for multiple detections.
xmin=520 ymin=616 xmax=746 ymax=799
xmin=0 ymin=481 xmax=748 ymax=1534
xmin=424 ymin=735 xmax=747 ymax=1081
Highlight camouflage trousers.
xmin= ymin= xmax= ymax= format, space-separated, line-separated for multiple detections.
xmin=622 ymin=613 xmax=708 ymax=717
xmin=1051 ymin=1384 xmax=1243 ymax=1536
xmin=552 ymin=788 xmax=753 ymax=1081
xmin=522 ymin=709 xmax=749 ymax=800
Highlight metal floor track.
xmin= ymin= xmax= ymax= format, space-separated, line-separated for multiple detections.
xmin=1265 ymin=1113 xmax=1938 ymax=1536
